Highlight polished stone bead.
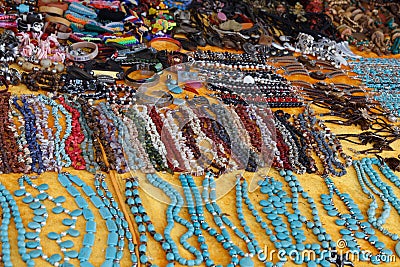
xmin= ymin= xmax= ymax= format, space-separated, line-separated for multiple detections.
xmin=64 ymin=250 xmax=79 ymax=258
xmin=33 ymin=216 xmax=45 ymax=223
xmin=83 ymin=209 xmax=95 ymax=220
xmin=83 ymin=233 xmax=95 ymax=247
xmin=29 ymin=249 xmax=42 ymax=258
xmin=29 ymin=202 xmax=41 ymax=210
xmin=60 ymin=240 xmax=74 ymax=249
xmin=22 ymin=195 xmax=34 ymax=204
xmin=27 ymin=222 xmax=41 ymax=230
xmin=54 ymin=196 xmax=66 ymax=203
xmin=70 ymin=209 xmax=83 ymax=217
xmin=52 ymin=206 xmax=64 ymax=214
xmin=47 ymin=232 xmax=59 ymax=240
xmin=66 ymin=186 xmax=81 ymax=197
xmin=75 ymin=196 xmax=88 ymax=209
xmin=37 ymin=184 xmax=49 ymax=191
xmin=26 ymin=241 xmax=39 ymax=249
xmin=49 ymin=254 xmax=62 ymax=263
xmin=25 ymin=232 xmax=39 ymax=240
xmin=62 ymin=219 xmax=74 ymax=226
xmin=37 ymin=193 xmax=48 ymax=201
xmin=67 ymin=229 xmax=80 ymax=237
xmin=86 ymin=221 xmax=96 ymax=233
xmin=14 ymin=189 xmax=26 ymax=197
xmin=82 ymin=185 xmax=96 ymax=197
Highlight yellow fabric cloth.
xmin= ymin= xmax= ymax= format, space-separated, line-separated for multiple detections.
xmin=2 ymin=46 xmax=400 ymax=267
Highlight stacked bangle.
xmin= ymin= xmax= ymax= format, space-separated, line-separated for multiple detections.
xmin=124 ymin=63 xmax=160 ymax=87
xmin=66 ymin=41 xmax=99 ymax=62
xmin=148 ymin=37 xmax=182 ymax=51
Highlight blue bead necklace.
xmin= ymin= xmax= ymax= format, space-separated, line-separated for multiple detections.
xmin=26 ymin=96 xmax=56 ymax=172
xmin=38 ymin=95 xmax=72 ymax=171
xmin=57 ymin=172 xmax=100 ymax=267
xmin=14 ymin=175 xmax=83 ymax=266
xmin=353 ymin=159 xmax=399 ymax=241
xmin=179 ymin=173 xmax=214 ymax=266
xmin=202 ymin=171 xmax=252 ymax=266
xmin=146 ymin=173 xmax=206 ymax=267
xmin=254 ymin=170 xmax=334 ymax=266
xmin=349 ymin=57 xmax=400 ymax=118
xmin=322 ymin=175 xmax=393 ymax=264
xmin=12 ymin=96 xmax=44 ymax=174
xmin=0 ymin=181 xmax=32 ymax=266
xmin=235 ymin=175 xmax=273 ymax=267
xmin=125 ymin=176 xmax=171 ymax=266
xmin=93 ymin=173 xmax=138 ymax=266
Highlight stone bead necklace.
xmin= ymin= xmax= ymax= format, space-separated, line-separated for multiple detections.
xmin=57 ymin=172 xmax=99 ymax=267
xmin=322 ymin=175 xmax=393 ymax=264
xmin=125 ymin=106 xmax=168 ymax=172
xmin=14 ymin=174 xmax=84 ymax=266
xmin=235 ymin=176 xmax=268 ymax=267
xmin=99 ymin=102 xmax=139 ymax=172
xmin=146 ymin=173 xmax=207 ymax=266
xmin=95 ymin=104 xmax=128 ymax=173
xmin=136 ymin=105 xmax=169 ymax=171
xmin=179 ymin=173 xmax=214 ymax=266
xmin=78 ymin=99 xmax=108 ymax=172
xmin=275 ymin=110 xmax=311 ymax=173
xmin=9 ymin=95 xmax=32 ymax=173
xmin=0 ymin=93 xmax=26 ymax=173
xmin=274 ymin=116 xmax=305 ymax=174
xmin=124 ymin=177 xmax=171 ymax=266
xmin=258 ymin=170 xmax=337 ymax=266
xmin=249 ymin=106 xmax=281 ymax=169
xmin=93 ymin=173 xmax=138 ymax=266
xmin=12 ymin=96 xmax=45 ymax=174
xmin=0 ymin=181 xmax=32 ymax=266
xmin=59 ymin=96 xmax=86 ymax=170
xmin=38 ymin=95 xmax=72 ymax=171
xmin=353 ymin=160 xmax=399 ymax=244
xmin=157 ymin=109 xmax=190 ymax=172
xmin=114 ymin=106 xmax=155 ymax=173
xmin=65 ymin=98 xmax=100 ymax=174
xmin=25 ymin=96 xmax=56 ymax=172
xmin=202 ymin=172 xmax=253 ymax=266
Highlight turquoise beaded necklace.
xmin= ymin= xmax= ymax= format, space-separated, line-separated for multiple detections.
xmin=322 ymin=175 xmax=393 ymax=265
xmin=0 ymin=181 xmax=32 ymax=266
xmin=353 ymin=157 xmax=400 ymax=257
xmin=125 ymin=176 xmax=172 ymax=266
xmin=93 ymin=173 xmax=138 ymax=266
xmin=14 ymin=175 xmax=84 ymax=266
xmin=146 ymin=173 xmax=209 ymax=267
xmin=257 ymin=171 xmax=337 ymax=267
xmin=38 ymin=95 xmax=72 ymax=171
xmin=178 ymin=173 xmax=213 ymax=266
xmin=202 ymin=172 xmax=251 ymax=266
